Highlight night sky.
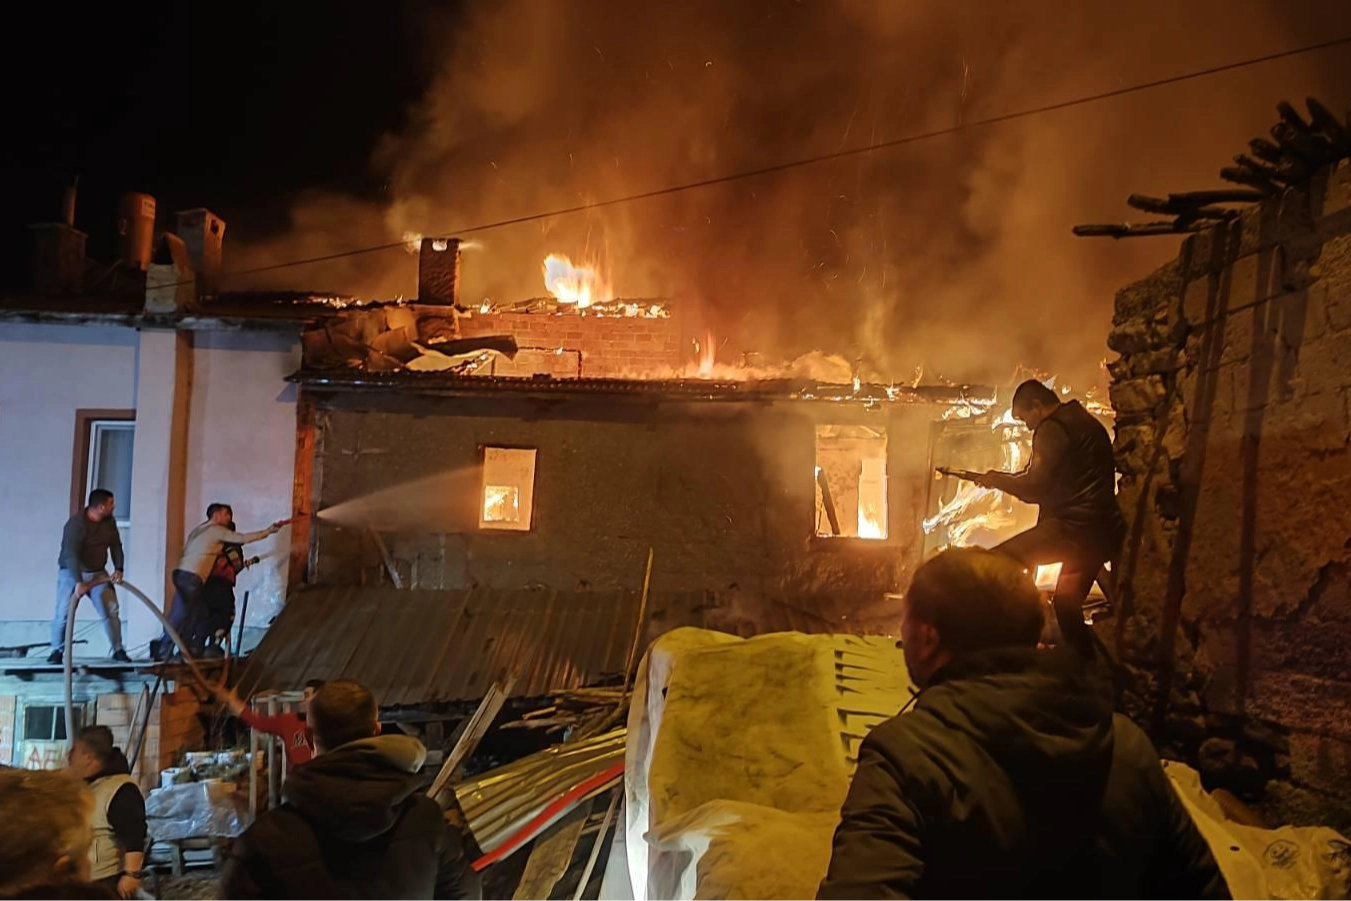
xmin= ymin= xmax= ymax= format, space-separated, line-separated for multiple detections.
xmin=0 ymin=0 xmax=445 ymax=287
xmin=4 ymin=2 xmax=1349 ymax=385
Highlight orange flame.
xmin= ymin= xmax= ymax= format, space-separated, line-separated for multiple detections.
xmin=696 ymin=329 xmax=716 ymax=377
xmin=543 ymin=253 xmax=610 ymax=308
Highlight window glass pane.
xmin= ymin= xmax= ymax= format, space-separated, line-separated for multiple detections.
xmin=23 ymin=706 xmax=54 ymax=741
xmin=480 ymin=448 xmax=536 ymax=531
xmin=91 ymin=424 xmax=135 ymax=521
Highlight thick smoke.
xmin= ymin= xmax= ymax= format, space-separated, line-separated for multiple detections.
xmin=234 ymin=0 xmax=1351 ymax=386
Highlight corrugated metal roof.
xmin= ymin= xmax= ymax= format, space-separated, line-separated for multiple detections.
xmin=234 ymin=586 xmax=901 ymax=706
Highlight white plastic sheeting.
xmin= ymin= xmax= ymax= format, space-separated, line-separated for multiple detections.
xmin=624 ymin=628 xmax=909 ymax=901
xmin=624 ymin=627 xmax=1351 ymax=900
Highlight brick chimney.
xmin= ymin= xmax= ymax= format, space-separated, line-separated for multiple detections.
xmin=145 ymin=233 xmax=195 ymax=313
xmin=28 ymin=180 xmax=85 ymax=294
xmin=418 ymin=237 xmax=462 ymax=305
xmin=175 ymin=209 xmax=226 ymax=298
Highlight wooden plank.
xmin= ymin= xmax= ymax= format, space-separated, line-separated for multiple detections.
xmin=288 ymin=393 xmax=316 ymax=587
xmin=512 ymin=799 xmax=593 ymax=901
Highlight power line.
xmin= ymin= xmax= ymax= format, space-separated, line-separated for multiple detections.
xmin=227 ymin=34 xmax=1351 ymax=281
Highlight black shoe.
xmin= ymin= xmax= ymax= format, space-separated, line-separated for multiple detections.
xmin=111 ymin=650 xmax=132 ymax=663
xmin=46 ymin=649 xmax=62 ymax=665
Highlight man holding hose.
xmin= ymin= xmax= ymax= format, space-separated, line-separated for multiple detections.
xmin=49 ymin=489 xmax=129 ymax=664
xmin=153 ymin=503 xmax=287 ymax=661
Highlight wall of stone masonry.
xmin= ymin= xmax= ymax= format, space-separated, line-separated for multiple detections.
xmin=1108 ymin=159 xmax=1351 ymax=830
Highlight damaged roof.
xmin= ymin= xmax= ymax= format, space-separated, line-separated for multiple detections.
xmin=0 ymin=290 xmax=375 ymax=330
xmin=234 ymin=585 xmax=904 ymax=706
xmin=287 ymin=367 xmax=996 ymax=406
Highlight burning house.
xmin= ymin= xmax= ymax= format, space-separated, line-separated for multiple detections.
xmin=237 ymin=238 xmax=996 ymax=702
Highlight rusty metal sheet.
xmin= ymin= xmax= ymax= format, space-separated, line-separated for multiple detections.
xmin=236 ymin=585 xmax=884 ymax=705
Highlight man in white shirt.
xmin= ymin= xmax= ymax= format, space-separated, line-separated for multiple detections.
xmin=153 ymin=503 xmax=286 ymax=660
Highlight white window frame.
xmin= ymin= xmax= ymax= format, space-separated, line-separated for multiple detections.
xmin=86 ymin=419 xmax=134 ymax=530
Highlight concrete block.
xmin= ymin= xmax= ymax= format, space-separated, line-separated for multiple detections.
xmin=97 ymin=708 xmax=130 ymax=728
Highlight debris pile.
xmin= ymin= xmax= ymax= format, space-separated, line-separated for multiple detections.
xmin=1075 ymin=98 xmax=1351 ymax=238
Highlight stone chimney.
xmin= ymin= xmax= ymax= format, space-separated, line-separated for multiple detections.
xmin=145 ymin=233 xmax=195 ymax=313
xmin=175 ymin=209 xmax=226 ymax=298
xmin=28 ymin=180 xmax=85 ymax=294
xmin=418 ymin=237 xmax=462 ymax=305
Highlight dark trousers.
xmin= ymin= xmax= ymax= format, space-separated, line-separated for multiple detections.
xmin=161 ymin=569 xmax=205 ymax=657
xmin=994 ymin=522 xmax=1112 ymax=658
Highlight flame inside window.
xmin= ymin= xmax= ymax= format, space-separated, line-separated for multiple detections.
xmin=815 ymin=425 xmax=888 ymax=540
xmin=1033 ymin=562 xmax=1063 ymax=591
xmin=483 ymin=485 xmax=520 ymax=523
xmin=480 ymin=448 xmax=537 ymax=532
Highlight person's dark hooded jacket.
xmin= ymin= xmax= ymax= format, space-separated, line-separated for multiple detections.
xmin=221 ymin=734 xmax=480 ymax=899
xmin=818 ymin=647 xmax=1229 ymax=900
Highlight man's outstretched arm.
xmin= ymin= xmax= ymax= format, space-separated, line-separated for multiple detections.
xmin=980 ymin=419 xmax=1070 ymax=504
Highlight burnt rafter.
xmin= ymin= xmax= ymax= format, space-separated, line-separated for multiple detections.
xmin=1076 ymin=97 xmax=1351 ymax=239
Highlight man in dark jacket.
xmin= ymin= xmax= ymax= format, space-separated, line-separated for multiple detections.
xmin=977 ymin=379 xmax=1127 ymax=655
xmin=818 ymin=548 xmax=1228 ymax=900
xmin=222 ymin=679 xmax=480 ymax=899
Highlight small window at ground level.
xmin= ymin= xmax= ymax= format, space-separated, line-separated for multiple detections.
xmin=815 ymin=425 xmax=888 ymax=540
xmin=22 ymin=704 xmax=83 ymax=742
xmin=480 ymin=448 xmax=537 ymax=531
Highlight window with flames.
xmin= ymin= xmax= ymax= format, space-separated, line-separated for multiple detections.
xmin=479 ymin=447 xmax=537 ymax=531
xmin=814 ymin=425 xmax=888 ymax=540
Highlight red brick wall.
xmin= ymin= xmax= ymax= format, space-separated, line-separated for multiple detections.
xmin=458 ymin=312 xmax=685 ymax=377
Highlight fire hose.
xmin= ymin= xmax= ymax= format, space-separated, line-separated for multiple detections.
xmin=62 ymin=574 xmax=220 ymax=761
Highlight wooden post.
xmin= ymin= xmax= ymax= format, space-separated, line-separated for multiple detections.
xmin=265 ymin=696 xmax=279 ymax=810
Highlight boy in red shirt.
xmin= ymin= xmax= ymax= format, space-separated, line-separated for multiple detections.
xmin=218 ymin=679 xmax=325 ymax=766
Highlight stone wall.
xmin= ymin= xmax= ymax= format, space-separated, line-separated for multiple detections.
xmin=1109 ymin=159 xmax=1351 ymax=830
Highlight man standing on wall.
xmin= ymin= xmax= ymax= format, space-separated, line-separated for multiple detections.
xmin=49 ymin=489 xmax=129 ymax=664
xmin=975 ymin=379 xmax=1126 ymax=656
xmin=153 ymin=503 xmax=286 ymax=661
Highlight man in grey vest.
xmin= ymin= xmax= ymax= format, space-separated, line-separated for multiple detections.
xmin=66 ymin=725 xmax=146 ymax=898
xmin=976 ymin=379 xmax=1127 ymax=656
xmin=49 ymin=488 xmax=128 ymax=664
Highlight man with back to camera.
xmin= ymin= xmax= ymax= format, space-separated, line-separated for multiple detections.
xmin=975 ymin=378 xmax=1126 ymax=656
xmin=50 ymin=489 xmax=129 ymax=664
xmin=818 ymin=547 xmax=1228 ymax=899
xmin=221 ymin=679 xmax=480 ymax=899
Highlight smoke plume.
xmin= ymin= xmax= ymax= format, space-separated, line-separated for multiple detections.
xmin=234 ymin=0 xmax=1351 ymax=386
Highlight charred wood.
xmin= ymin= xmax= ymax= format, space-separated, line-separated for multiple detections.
xmin=1276 ymin=100 xmax=1314 ymax=135
xmin=1126 ymin=195 xmax=1235 ymax=221
xmin=1072 ymin=222 xmax=1203 ymax=239
xmin=1218 ymin=166 xmax=1280 ymax=195
xmin=1247 ymin=137 xmax=1283 ymax=165
xmin=1167 ymin=189 xmax=1266 ymax=206
xmin=1305 ymin=97 xmax=1351 ymax=155
xmin=1269 ymin=122 xmax=1331 ymax=166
